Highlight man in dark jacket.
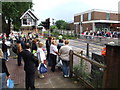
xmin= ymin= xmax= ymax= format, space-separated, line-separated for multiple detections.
xmin=2 ymin=40 xmax=8 ymax=60
xmin=46 ymin=36 xmax=52 ymax=66
xmin=20 ymin=43 xmax=39 ymax=90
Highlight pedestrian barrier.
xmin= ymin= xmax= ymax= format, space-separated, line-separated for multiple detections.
xmin=79 ymin=34 xmax=118 ymax=45
xmin=69 ymin=50 xmax=106 ymax=88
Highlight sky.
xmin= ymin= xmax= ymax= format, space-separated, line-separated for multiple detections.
xmin=32 ymin=0 xmax=120 ymax=24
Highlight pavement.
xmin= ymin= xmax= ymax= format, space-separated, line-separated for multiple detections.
xmin=6 ymin=56 xmax=82 ymax=88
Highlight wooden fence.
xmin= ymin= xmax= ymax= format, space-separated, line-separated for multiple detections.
xmin=69 ymin=50 xmax=106 ymax=88
xmin=69 ymin=44 xmax=120 ymax=88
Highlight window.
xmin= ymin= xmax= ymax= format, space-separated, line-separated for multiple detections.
xmin=106 ymin=13 xmax=110 ymax=20
xmin=23 ymin=19 xmax=27 ymax=25
xmin=81 ymin=14 xmax=83 ymax=22
xmin=88 ymin=12 xmax=91 ymax=20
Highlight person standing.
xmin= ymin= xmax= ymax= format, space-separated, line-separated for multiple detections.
xmin=0 ymin=48 xmax=10 ymax=89
xmin=16 ymin=40 xmax=23 ymax=66
xmin=46 ymin=36 xmax=52 ymax=66
xmin=37 ymin=42 xmax=46 ymax=78
xmin=20 ymin=43 xmax=39 ymax=90
xmin=57 ymin=39 xmax=64 ymax=69
xmin=31 ymin=39 xmax=37 ymax=54
xmin=2 ymin=39 xmax=8 ymax=61
xmin=59 ymin=40 xmax=72 ymax=77
xmin=58 ymin=34 xmax=63 ymax=40
xmin=57 ymin=39 xmax=64 ymax=52
xmin=50 ymin=40 xmax=59 ymax=72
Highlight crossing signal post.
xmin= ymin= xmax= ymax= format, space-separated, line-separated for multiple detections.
xmin=41 ymin=18 xmax=50 ymax=30
xmin=41 ymin=18 xmax=50 ymax=36
xmin=46 ymin=18 xmax=50 ymax=29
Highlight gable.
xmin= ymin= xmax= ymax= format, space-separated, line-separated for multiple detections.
xmin=20 ymin=9 xmax=38 ymax=20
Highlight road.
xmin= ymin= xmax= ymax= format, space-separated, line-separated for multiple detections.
xmin=69 ymin=39 xmax=104 ymax=56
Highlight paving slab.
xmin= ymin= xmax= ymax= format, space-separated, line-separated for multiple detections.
xmin=6 ymin=58 xmax=82 ymax=89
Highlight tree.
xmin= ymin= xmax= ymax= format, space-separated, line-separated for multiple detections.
xmin=50 ymin=25 xmax=58 ymax=30
xmin=2 ymin=2 xmax=33 ymax=36
xmin=55 ymin=20 xmax=65 ymax=29
xmin=50 ymin=25 xmax=58 ymax=32
xmin=55 ymin=20 xmax=70 ymax=30
xmin=63 ymin=22 xmax=70 ymax=30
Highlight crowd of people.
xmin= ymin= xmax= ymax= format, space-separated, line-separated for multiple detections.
xmin=0 ymin=32 xmax=72 ymax=89
xmin=82 ymin=31 xmax=120 ymax=38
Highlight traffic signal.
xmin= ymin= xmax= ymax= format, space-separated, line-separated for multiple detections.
xmin=41 ymin=18 xmax=50 ymax=29
xmin=46 ymin=18 xmax=50 ymax=29
xmin=41 ymin=21 xmax=47 ymax=28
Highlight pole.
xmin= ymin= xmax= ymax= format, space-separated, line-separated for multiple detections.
xmin=69 ymin=50 xmax=73 ymax=78
xmin=86 ymin=43 xmax=89 ymax=58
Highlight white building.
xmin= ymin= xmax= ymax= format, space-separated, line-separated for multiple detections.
xmin=20 ymin=9 xmax=39 ymax=29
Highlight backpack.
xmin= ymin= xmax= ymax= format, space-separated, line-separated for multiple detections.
xmin=12 ymin=45 xmax=17 ymax=54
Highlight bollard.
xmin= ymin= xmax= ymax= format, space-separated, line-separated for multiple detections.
xmin=103 ymin=44 xmax=120 ymax=88
xmin=86 ymin=43 xmax=89 ymax=58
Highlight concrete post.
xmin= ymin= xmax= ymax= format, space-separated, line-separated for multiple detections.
xmin=80 ymin=23 xmax=83 ymax=34
xmin=103 ymin=44 xmax=120 ymax=88
xmin=92 ymin=22 xmax=95 ymax=32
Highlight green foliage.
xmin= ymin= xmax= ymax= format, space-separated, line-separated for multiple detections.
xmin=50 ymin=25 xmax=58 ymax=30
xmin=63 ymin=22 xmax=70 ymax=30
xmin=55 ymin=20 xmax=65 ymax=29
xmin=73 ymin=62 xmax=104 ymax=88
xmin=55 ymin=20 xmax=70 ymax=30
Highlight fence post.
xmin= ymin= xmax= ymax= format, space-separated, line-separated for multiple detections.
xmin=86 ymin=43 xmax=89 ymax=58
xmin=80 ymin=51 xmax=83 ymax=66
xmin=103 ymin=44 xmax=120 ymax=88
xmin=69 ymin=50 xmax=73 ymax=78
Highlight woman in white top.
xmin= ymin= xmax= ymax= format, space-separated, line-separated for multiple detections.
xmin=37 ymin=42 xmax=46 ymax=78
xmin=50 ymin=40 xmax=59 ymax=72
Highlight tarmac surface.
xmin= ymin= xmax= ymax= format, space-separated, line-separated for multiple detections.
xmin=6 ymin=56 xmax=82 ymax=89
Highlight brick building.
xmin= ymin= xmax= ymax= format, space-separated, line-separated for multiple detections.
xmin=74 ymin=9 xmax=120 ymax=35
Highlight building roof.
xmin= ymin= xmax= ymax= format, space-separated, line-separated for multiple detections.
xmin=20 ymin=9 xmax=39 ymax=20
xmin=74 ymin=9 xmax=119 ymax=16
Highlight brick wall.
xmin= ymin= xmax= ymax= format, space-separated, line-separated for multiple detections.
xmin=82 ymin=23 xmax=92 ymax=32
xmin=93 ymin=11 xmax=106 ymax=20
xmin=110 ymin=13 xmax=119 ymax=21
xmin=74 ymin=15 xmax=80 ymax=22
xmin=83 ymin=13 xmax=88 ymax=21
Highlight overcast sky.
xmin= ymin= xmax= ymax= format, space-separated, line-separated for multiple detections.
xmin=32 ymin=0 xmax=120 ymax=23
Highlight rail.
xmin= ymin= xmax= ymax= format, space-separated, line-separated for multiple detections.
xmin=69 ymin=50 xmax=106 ymax=88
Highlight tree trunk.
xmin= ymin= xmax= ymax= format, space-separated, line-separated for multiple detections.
xmin=2 ymin=16 xmax=8 ymax=33
xmin=7 ymin=18 xmax=11 ymax=37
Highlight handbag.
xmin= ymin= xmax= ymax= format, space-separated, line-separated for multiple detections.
xmin=39 ymin=63 xmax=47 ymax=74
xmin=7 ymin=49 xmax=10 ymax=56
xmin=7 ymin=78 xmax=14 ymax=88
